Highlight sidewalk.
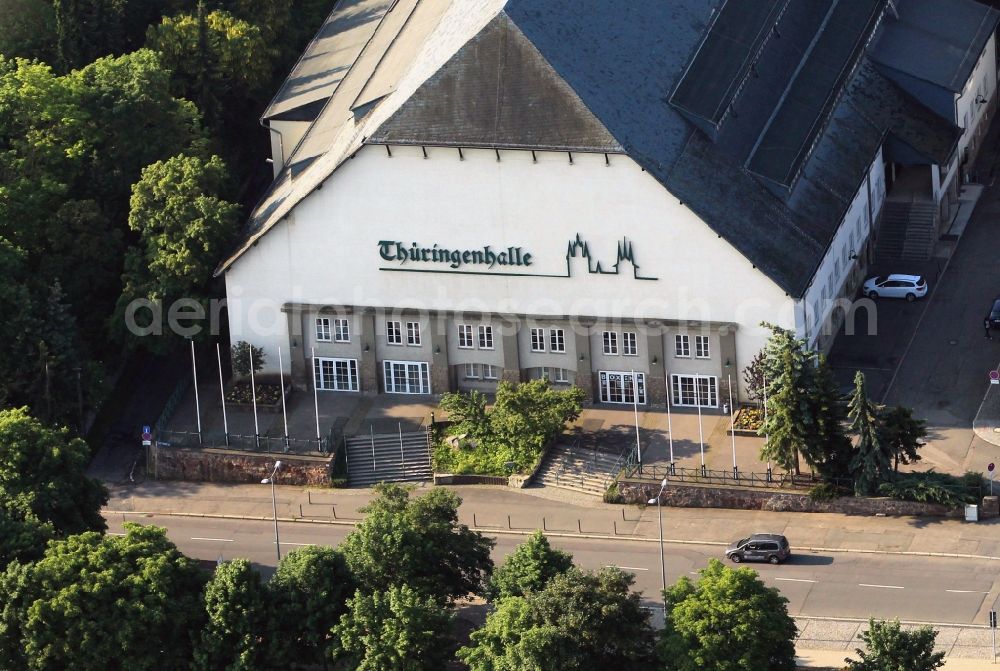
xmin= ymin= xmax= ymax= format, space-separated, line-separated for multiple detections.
xmin=105 ymin=480 xmax=1000 ymax=667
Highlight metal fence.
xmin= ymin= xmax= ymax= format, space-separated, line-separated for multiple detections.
xmin=156 ymin=429 xmax=330 ymax=455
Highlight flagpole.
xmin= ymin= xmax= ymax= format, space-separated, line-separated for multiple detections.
xmin=697 ymin=380 xmax=705 ymax=476
xmin=278 ymin=346 xmax=289 ymax=452
xmin=764 ymin=372 xmax=771 ymax=482
xmin=216 ymin=343 xmax=229 ymax=446
xmin=666 ymin=382 xmax=675 ymax=475
xmin=312 ymin=347 xmax=322 ymax=452
xmin=249 ymin=346 xmax=260 ymax=449
xmin=729 ymin=374 xmax=737 ymax=480
xmin=631 ymin=370 xmax=642 ymax=475
xmin=190 ymin=338 xmax=202 ymax=444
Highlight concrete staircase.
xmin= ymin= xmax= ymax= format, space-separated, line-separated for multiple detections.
xmin=344 ymin=430 xmax=432 ymax=487
xmin=875 ymin=201 xmax=937 ymax=262
xmin=531 ymin=443 xmax=623 ymax=496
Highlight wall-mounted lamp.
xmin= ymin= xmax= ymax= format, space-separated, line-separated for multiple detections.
xmin=579 ymin=354 xmax=586 ymax=362
xmin=291 ymin=339 xmax=298 ymax=348
xmin=651 ymin=356 xmax=658 ymax=365
xmin=848 ymin=249 xmax=858 ymax=260
xmin=976 ymin=94 xmax=987 ymax=105
xmin=434 ymin=345 xmax=441 ymax=354
xmin=724 ymin=358 xmax=731 ymax=368
xmin=364 ymin=344 xmax=370 ymax=352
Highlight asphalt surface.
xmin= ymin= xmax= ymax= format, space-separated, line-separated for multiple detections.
xmin=107 ymin=513 xmax=1000 ymax=627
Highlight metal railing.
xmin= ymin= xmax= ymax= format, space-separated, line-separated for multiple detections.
xmin=621 ymin=460 xmax=851 ymax=491
xmin=153 ymin=377 xmax=191 ymax=435
xmin=156 ymin=429 xmax=329 ymax=455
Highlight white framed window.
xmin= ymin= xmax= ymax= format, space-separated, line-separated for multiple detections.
xmin=386 ymin=320 xmax=402 ymax=345
xmin=540 ymin=367 xmax=551 ymax=381
xmin=530 ymin=328 xmax=546 ymax=352
xmin=670 ymin=374 xmax=718 ymax=407
xmin=315 ymin=317 xmax=332 ymax=342
xmin=314 ymin=357 xmax=359 ymax=392
xmin=599 ymin=371 xmax=646 ymax=404
xmin=406 ymin=321 xmax=421 ymax=346
xmin=334 ymin=317 xmax=350 ymax=343
xmin=623 ymin=331 xmax=637 ymax=356
xmin=478 ymin=325 xmax=494 ymax=349
xmin=457 ymin=324 xmax=473 ymax=349
xmin=674 ymin=334 xmax=690 ymax=357
xmin=383 ymin=360 xmax=430 ymax=394
xmin=483 ymin=364 xmax=499 ymax=380
xmin=463 ymin=363 xmax=479 ymax=379
xmin=695 ymin=335 xmax=710 ymax=359
xmin=554 ymin=367 xmax=569 ymax=383
xmin=602 ymin=331 xmax=618 ymax=355
xmin=549 ymin=328 xmax=565 ymax=352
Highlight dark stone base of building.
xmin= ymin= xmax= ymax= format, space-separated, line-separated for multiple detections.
xmin=146 ymin=445 xmax=333 ymax=485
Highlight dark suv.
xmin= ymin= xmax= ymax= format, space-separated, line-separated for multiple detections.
xmin=725 ymin=534 xmax=791 ymax=565
xmin=988 ymin=297 xmax=1000 ymax=330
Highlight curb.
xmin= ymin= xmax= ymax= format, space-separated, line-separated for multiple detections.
xmin=103 ymin=509 xmax=1000 ymax=561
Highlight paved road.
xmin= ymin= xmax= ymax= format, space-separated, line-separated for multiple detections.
xmin=108 ymin=513 xmax=1000 ymax=626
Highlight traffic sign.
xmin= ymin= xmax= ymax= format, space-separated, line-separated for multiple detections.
xmin=142 ymin=425 xmax=150 ymax=434
xmin=990 ymin=463 xmax=996 ymax=472
xmin=991 ymin=371 xmax=999 ymax=385
xmin=990 ymin=611 xmax=997 ymax=629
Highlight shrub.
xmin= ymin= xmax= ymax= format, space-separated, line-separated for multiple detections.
xmin=604 ymin=482 xmax=623 ymax=504
xmin=877 ymin=470 xmax=981 ymax=507
xmin=807 ymin=483 xmax=842 ymax=501
xmin=231 ymin=341 xmax=265 ymax=378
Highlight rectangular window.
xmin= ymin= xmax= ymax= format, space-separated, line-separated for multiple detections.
xmin=530 ymin=328 xmax=546 ymax=352
xmin=623 ymin=331 xmax=637 ymax=356
xmin=383 ymin=360 xmax=430 ymax=394
xmin=554 ymin=368 xmax=569 ymax=383
xmin=540 ymin=367 xmax=550 ymax=381
xmin=599 ymin=371 xmax=646 ymax=404
xmin=386 ymin=321 xmax=402 ymax=345
xmin=695 ymin=335 xmax=710 ymax=359
xmin=457 ymin=324 xmax=473 ymax=349
xmin=478 ymin=325 xmax=494 ymax=349
xmin=674 ymin=334 xmax=690 ymax=357
xmin=334 ymin=317 xmax=350 ymax=343
xmin=315 ymin=317 xmax=332 ymax=342
xmin=670 ymin=374 xmax=718 ymax=407
xmin=483 ymin=364 xmax=498 ymax=380
xmin=406 ymin=321 xmax=421 ymax=346
xmin=602 ymin=331 xmax=618 ymax=355
xmin=549 ymin=328 xmax=565 ymax=352
xmin=463 ymin=363 xmax=479 ymax=379
xmin=313 ymin=357 xmax=358 ymax=392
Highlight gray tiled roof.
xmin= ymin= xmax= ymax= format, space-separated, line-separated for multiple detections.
xmin=870 ymin=0 xmax=999 ymax=93
xmin=221 ymin=0 xmax=964 ymax=299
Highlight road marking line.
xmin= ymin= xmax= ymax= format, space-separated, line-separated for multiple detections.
xmin=190 ymin=537 xmax=234 ymax=542
xmin=859 ymin=583 xmax=904 ymax=590
xmin=774 ymin=578 xmax=816 ymax=583
xmin=606 ymin=565 xmax=649 ymax=571
xmin=108 ymin=532 xmax=126 ymax=536
xmin=278 ymin=542 xmax=313 ymax=546
xmin=945 ymin=589 xmax=990 ymax=594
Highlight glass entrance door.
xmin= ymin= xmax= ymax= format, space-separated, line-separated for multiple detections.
xmin=599 ymin=371 xmax=646 ymax=404
xmin=383 ymin=361 xmax=430 ymax=394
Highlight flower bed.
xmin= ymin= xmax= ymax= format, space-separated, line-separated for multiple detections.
xmin=730 ymin=405 xmax=763 ymax=436
xmin=225 ymin=381 xmax=289 ymax=410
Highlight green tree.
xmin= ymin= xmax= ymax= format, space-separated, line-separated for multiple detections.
xmin=806 ymin=353 xmax=853 ymax=479
xmin=193 ymin=558 xmax=270 ymax=671
xmin=460 ymin=567 xmax=655 ymax=670
xmin=847 ymin=618 xmax=945 ymax=671
xmin=267 ymin=545 xmax=357 ymax=668
xmin=659 ymin=558 xmax=797 ymax=671
xmin=849 ymin=371 xmax=890 ymax=495
xmin=742 ymin=349 xmax=766 ymax=405
xmin=760 ymin=344 xmax=808 ymax=474
xmin=0 ymin=407 xmax=107 ymax=535
xmin=333 ymin=584 xmax=453 ymax=671
xmin=231 ymin=340 xmax=265 ymax=378
xmin=0 ymin=523 xmax=207 ymax=670
xmin=341 ymin=484 xmax=494 ymax=604
xmin=54 ymin=0 xmax=127 ymax=70
xmin=0 ymin=0 xmax=55 ymax=60
xmin=118 ymin=153 xmax=239 ymax=346
xmin=0 ymin=240 xmax=38 ymax=408
xmin=487 ymin=530 xmax=573 ymax=602
xmin=0 ymin=499 xmax=54 ymax=569
xmin=879 ymin=406 xmax=927 ymax=473
xmin=439 ymin=388 xmax=489 ymax=439
xmin=489 ymin=380 xmax=585 ymax=468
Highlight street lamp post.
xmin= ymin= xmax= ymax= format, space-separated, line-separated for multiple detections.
xmin=262 ymin=461 xmax=282 ymax=562
xmin=647 ymin=478 xmax=669 ymax=613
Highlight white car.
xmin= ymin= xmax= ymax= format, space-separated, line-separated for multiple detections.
xmin=862 ymin=274 xmax=928 ymax=301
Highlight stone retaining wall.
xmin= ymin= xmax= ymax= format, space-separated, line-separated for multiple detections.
xmin=619 ymin=480 xmax=959 ymax=517
xmin=147 ymin=444 xmax=333 ymax=486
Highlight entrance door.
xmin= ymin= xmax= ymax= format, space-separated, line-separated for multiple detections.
xmin=599 ymin=371 xmax=646 ymax=405
xmin=383 ymin=361 xmax=430 ymax=394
